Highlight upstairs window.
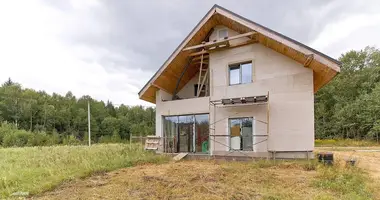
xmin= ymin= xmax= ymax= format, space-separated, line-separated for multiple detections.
xmin=194 ymin=84 xmax=206 ymax=97
xmin=218 ymin=29 xmax=228 ymax=39
xmin=229 ymin=61 xmax=253 ymax=85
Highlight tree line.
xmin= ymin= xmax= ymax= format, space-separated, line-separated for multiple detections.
xmin=0 ymin=80 xmax=154 ymax=146
xmin=315 ymin=46 xmax=380 ymax=142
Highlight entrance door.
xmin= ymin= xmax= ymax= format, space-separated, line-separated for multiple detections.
xmin=229 ymin=118 xmax=253 ymax=151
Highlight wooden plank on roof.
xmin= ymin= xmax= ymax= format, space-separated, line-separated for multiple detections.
xmin=182 ymin=31 xmax=256 ymax=51
xmin=189 ymin=39 xmax=256 ymax=57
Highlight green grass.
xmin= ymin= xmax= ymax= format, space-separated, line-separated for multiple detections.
xmin=315 ymin=139 xmax=380 ymax=147
xmin=0 ymin=144 xmax=169 ymax=198
xmin=313 ymin=165 xmax=374 ymax=199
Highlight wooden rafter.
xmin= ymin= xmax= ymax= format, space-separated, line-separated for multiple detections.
xmin=193 ymin=55 xmax=209 ymax=61
xmin=189 ymin=39 xmax=256 ymax=57
xmin=304 ymin=54 xmax=314 ymax=67
xmin=183 ymin=31 xmax=256 ymax=51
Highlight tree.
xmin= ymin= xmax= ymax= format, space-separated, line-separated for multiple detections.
xmin=315 ymin=46 xmax=380 ymax=141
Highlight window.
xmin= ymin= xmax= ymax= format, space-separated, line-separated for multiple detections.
xmin=163 ymin=114 xmax=209 ymax=153
xmin=229 ymin=61 xmax=253 ymax=85
xmin=218 ymin=29 xmax=228 ymax=39
xmin=194 ymin=84 xmax=206 ymax=97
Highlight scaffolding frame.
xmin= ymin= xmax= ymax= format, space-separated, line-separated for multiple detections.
xmin=208 ymin=91 xmax=270 ymax=159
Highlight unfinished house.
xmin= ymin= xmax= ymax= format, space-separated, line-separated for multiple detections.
xmin=138 ymin=5 xmax=341 ymax=159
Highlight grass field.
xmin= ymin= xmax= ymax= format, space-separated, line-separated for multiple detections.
xmin=36 ymin=158 xmax=379 ymax=200
xmin=0 ymin=144 xmax=168 ymax=198
xmin=2 ymin=144 xmax=380 ymax=199
xmin=315 ymin=139 xmax=380 ymax=147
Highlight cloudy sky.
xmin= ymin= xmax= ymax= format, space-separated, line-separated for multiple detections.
xmin=1 ymin=0 xmax=380 ymax=106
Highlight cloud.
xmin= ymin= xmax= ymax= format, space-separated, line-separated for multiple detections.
xmin=1 ymin=0 xmax=380 ymax=106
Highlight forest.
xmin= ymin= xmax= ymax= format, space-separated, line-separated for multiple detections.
xmin=0 ymin=81 xmax=155 ymax=146
xmin=0 ymin=46 xmax=380 ymax=147
xmin=315 ymin=46 xmax=380 ymax=141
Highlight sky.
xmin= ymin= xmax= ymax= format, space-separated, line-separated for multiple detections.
xmin=1 ymin=0 xmax=380 ymax=106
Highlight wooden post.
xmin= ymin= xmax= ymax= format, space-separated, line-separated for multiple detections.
xmin=87 ymin=100 xmax=91 ymax=147
xmin=267 ymin=91 xmax=270 ymax=135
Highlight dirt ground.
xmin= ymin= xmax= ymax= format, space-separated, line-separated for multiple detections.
xmin=35 ymin=148 xmax=380 ymax=200
xmin=316 ymin=147 xmax=380 ymax=178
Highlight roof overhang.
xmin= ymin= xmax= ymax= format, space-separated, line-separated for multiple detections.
xmin=138 ymin=5 xmax=341 ymax=104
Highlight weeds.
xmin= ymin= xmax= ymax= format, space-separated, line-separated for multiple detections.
xmin=313 ymin=166 xmax=373 ymax=199
xmin=0 ymin=144 xmax=169 ymax=198
xmin=315 ymin=139 xmax=380 ymax=147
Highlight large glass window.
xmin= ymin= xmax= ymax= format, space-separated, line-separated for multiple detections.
xmin=163 ymin=114 xmax=209 ymax=153
xmin=195 ymin=114 xmax=209 ymax=153
xmin=229 ymin=61 xmax=253 ymax=85
xmin=163 ymin=116 xmax=178 ymax=153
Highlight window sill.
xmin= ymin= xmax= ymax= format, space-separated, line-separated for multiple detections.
xmin=228 ymin=82 xmax=253 ymax=86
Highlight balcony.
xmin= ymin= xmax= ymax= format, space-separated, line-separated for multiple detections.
xmin=157 ymin=96 xmax=210 ymax=116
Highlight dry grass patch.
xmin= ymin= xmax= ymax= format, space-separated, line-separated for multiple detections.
xmin=36 ymin=159 xmax=376 ymax=200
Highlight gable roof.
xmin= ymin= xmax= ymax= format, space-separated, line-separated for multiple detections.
xmin=139 ymin=4 xmax=341 ymax=104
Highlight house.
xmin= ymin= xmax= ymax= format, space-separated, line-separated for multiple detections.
xmin=138 ymin=5 xmax=340 ymax=159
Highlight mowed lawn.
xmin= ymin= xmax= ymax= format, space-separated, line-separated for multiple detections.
xmin=0 ymin=144 xmax=168 ymax=198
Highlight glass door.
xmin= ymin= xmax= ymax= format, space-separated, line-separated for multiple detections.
xmin=178 ymin=115 xmax=194 ymax=152
xmin=195 ymin=114 xmax=209 ymax=153
xmin=229 ymin=118 xmax=253 ymax=151
xmin=164 ymin=114 xmax=209 ymax=153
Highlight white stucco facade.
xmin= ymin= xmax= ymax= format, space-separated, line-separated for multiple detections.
xmin=155 ymin=26 xmax=315 ymax=158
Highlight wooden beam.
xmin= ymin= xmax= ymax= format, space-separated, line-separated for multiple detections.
xmin=193 ymin=55 xmax=209 ymax=61
xmin=193 ymin=61 xmax=209 ymax=65
xmin=304 ymin=54 xmax=314 ymax=67
xmin=189 ymin=39 xmax=256 ymax=57
xmin=189 ymin=50 xmax=209 ymax=57
xmin=183 ymin=31 xmax=256 ymax=51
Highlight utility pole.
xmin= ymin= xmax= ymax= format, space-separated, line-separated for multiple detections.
xmin=88 ymin=100 xmax=91 ymax=146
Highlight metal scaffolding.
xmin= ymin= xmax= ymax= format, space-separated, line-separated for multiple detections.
xmin=208 ymin=91 xmax=270 ymax=159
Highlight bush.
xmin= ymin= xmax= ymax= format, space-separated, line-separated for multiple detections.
xmin=27 ymin=132 xmax=49 ymax=146
xmin=62 ymin=135 xmax=81 ymax=145
xmin=0 ymin=122 xmax=17 ymax=145
xmin=3 ymin=129 xmax=32 ymax=147
xmin=46 ymin=131 xmax=61 ymax=146
xmin=98 ymin=130 xmax=123 ymax=144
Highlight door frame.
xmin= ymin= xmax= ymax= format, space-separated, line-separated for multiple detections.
xmin=228 ymin=117 xmax=255 ymax=151
xmin=163 ymin=113 xmax=209 ymax=153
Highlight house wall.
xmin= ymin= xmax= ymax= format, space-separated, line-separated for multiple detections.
xmin=176 ymin=72 xmax=200 ymax=99
xmin=155 ymin=26 xmax=315 ymax=157
xmin=209 ymin=26 xmax=314 ymax=154
xmin=155 ymin=89 xmax=209 ymax=138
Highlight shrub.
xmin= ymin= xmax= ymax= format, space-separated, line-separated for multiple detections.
xmin=62 ymin=135 xmax=81 ymax=145
xmin=46 ymin=131 xmax=61 ymax=146
xmin=3 ymin=129 xmax=32 ymax=147
xmin=27 ymin=132 xmax=50 ymax=146
xmin=0 ymin=122 xmax=17 ymax=145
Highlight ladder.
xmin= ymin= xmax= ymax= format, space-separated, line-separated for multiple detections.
xmin=196 ymin=54 xmax=209 ymax=97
